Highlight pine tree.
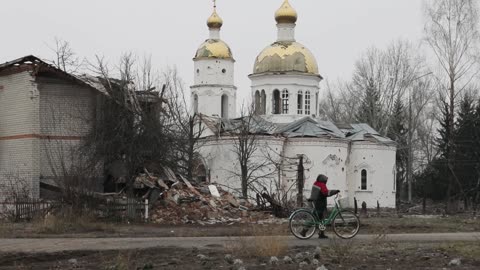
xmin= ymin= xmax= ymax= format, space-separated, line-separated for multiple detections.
xmin=454 ymin=94 xmax=477 ymax=207
xmin=356 ymin=78 xmax=383 ymax=132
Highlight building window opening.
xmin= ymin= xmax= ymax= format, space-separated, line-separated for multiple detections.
xmin=282 ymin=89 xmax=289 ymax=114
xmin=221 ymin=94 xmax=228 ymax=118
xmin=261 ymin=90 xmax=266 ymax=115
xmin=297 ymin=90 xmax=303 ymax=115
xmin=273 ymin=89 xmax=281 ymax=114
xmin=305 ymin=90 xmax=311 ymax=115
xmin=254 ymin=91 xmax=261 ymax=115
xmin=361 ymin=169 xmax=367 ymax=190
xmin=315 ymin=92 xmax=319 ymax=116
xmin=193 ymin=94 xmax=198 ymax=113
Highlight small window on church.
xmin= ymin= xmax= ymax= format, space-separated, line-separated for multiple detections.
xmin=305 ymin=91 xmax=311 ymax=115
xmin=193 ymin=94 xmax=199 ymax=113
xmin=282 ymin=89 xmax=289 ymax=114
xmin=273 ymin=89 xmax=281 ymax=114
xmin=222 ymin=68 xmax=226 ymax=73
xmin=261 ymin=90 xmax=266 ymax=115
xmin=254 ymin=91 xmax=261 ymax=115
xmin=361 ymin=169 xmax=367 ymax=190
xmin=196 ymin=69 xmax=200 ymax=74
xmin=297 ymin=90 xmax=303 ymax=114
xmin=221 ymin=94 xmax=228 ymax=118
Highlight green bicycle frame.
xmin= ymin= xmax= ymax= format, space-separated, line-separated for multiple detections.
xmin=290 ymin=196 xmax=344 ymax=227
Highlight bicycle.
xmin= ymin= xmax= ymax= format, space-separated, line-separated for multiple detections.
xmin=289 ymin=194 xmax=360 ymax=239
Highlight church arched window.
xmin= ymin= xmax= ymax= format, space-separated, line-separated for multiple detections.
xmin=254 ymin=91 xmax=261 ymax=115
xmin=261 ymin=90 xmax=266 ymax=115
xmin=305 ymin=90 xmax=311 ymax=115
xmin=361 ymin=169 xmax=368 ymax=190
xmin=221 ymin=94 xmax=229 ymax=118
xmin=315 ymin=92 xmax=319 ymax=116
xmin=272 ymin=89 xmax=281 ymax=114
xmin=297 ymin=90 xmax=303 ymax=115
xmin=193 ymin=94 xmax=199 ymax=114
xmin=282 ymin=89 xmax=289 ymax=114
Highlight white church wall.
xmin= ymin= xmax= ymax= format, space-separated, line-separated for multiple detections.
xmin=283 ymin=139 xmax=350 ymax=206
xmin=194 ymin=59 xmax=234 ymax=86
xmin=198 ymin=137 xmax=284 ymax=198
xmin=347 ymin=143 xmax=396 ymax=208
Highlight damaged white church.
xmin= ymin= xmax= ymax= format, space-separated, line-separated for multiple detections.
xmin=191 ymin=0 xmax=397 ymax=208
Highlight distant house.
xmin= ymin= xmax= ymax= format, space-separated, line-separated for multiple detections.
xmin=0 ymin=55 xmax=103 ymax=200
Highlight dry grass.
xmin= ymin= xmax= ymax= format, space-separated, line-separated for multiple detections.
xmin=439 ymin=242 xmax=480 ymax=260
xmin=324 ymin=238 xmax=355 ymax=261
xmin=101 ymin=251 xmax=154 ymax=270
xmin=0 ymin=221 xmax=13 ymax=238
xmin=33 ymin=211 xmax=115 ymax=234
xmin=225 ymin=225 xmax=288 ymax=258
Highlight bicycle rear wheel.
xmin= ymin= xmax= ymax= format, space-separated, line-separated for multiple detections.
xmin=332 ymin=210 xmax=360 ymax=239
xmin=289 ymin=210 xmax=317 ymax=240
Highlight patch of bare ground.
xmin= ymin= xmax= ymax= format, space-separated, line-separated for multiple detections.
xmin=0 ymin=241 xmax=479 ymax=270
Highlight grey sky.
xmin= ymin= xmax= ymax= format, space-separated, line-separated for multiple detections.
xmin=2 ymin=0 xmax=424 ymax=105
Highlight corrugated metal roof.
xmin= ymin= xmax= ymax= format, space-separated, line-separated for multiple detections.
xmin=201 ymin=115 xmax=393 ymax=144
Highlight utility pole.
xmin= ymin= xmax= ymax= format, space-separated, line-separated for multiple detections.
xmin=407 ymin=72 xmax=432 ymax=203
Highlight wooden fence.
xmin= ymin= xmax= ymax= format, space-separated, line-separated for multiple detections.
xmin=0 ymin=197 xmax=147 ymax=222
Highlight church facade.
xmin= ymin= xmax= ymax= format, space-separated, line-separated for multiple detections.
xmin=191 ymin=0 xmax=397 ymax=208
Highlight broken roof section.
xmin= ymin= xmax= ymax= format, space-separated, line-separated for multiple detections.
xmin=0 ymin=55 xmax=98 ymax=92
xmin=200 ymin=115 xmax=394 ymax=144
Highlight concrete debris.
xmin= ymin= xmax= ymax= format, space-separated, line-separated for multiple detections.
xmin=224 ymin=254 xmax=234 ymax=264
xmin=269 ymin=256 xmax=279 ymax=265
xmin=316 ymin=265 xmax=329 ymax=270
xmin=136 ymin=168 xmax=274 ymax=225
xmin=299 ymin=261 xmax=309 ymax=268
xmin=448 ymin=258 xmax=462 ymax=266
xmin=283 ymin=256 xmax=293 ymax=264
xmin=208 ymin=185 xmax=221 ymax=198
xmin=233 ymin=259 xmax=244 ymax=265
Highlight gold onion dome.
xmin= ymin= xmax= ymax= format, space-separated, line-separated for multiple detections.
xmin=275 ymin=0 xmax=298 ymax=24
xmin=207 ymin=8 xmax=223 ymax=29
xmin=253 ymin=42 xmax=319 ymax=75
xmin=195 ymin=39 xmax=233 ymax=60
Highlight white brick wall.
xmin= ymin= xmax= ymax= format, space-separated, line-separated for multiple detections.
xmin=0 ymin=71 xmax=40 ymax=200
xmin=37 ymin=77 xmax=97 ymax=180
xmin=0 ymin=72 xmax=100 ymax=201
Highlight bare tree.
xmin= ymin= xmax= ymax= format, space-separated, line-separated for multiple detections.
xmin=48 ymin=38 xmax=84 ymax=74
xmin=162 ymin=69 xmax=207 ymax=181
xmin=228 ymin=104 xmax=279 ymax=199
xmin=424 ymin=0 xmax=480 ymax=211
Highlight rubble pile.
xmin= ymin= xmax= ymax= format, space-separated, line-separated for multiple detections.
xmin=134 ymin=168 xmax=275 ymax=225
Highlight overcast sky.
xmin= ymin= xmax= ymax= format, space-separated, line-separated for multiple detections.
xmin=2 ymin=0 xmax=424 ymax=105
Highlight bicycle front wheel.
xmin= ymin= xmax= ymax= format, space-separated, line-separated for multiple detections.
xmin=332 ymin=210 xmax=360 ymax=239
xmin=289 ymin=210 xmax=317 ymax=240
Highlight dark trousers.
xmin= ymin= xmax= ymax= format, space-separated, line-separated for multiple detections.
xmin=313 ymin=197 xmax=327 ymax=220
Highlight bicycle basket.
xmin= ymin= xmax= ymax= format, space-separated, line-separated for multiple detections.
xmin=337 ymin=197 xmax=350 ymax=208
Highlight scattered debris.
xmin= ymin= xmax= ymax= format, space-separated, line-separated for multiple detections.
xmin=134 ymin=167 xmax=276 ymax=225
xmin=448 ymin=258 xmax=462 ymax=266
xmin=269 ymin=256 xmax=279 ymax=265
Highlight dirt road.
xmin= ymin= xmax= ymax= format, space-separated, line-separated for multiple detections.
xmin=0 ymin=232 xmax=478 ymax=253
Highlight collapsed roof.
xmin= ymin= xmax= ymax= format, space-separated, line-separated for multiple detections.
xmin=200 ymin=115 xmax=395 ymax=144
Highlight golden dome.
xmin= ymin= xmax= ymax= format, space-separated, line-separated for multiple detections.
xmin=275 ymin=0 xmax=298 ymax=24
xmin=195 ymin=39 xmax=233 ymax=60
xmin=207 ymin=9 xmax=223 ymax=29
xmin=253 ymin=41 xmax=319 ymax=74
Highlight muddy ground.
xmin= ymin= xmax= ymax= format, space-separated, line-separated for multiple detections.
xmin=0 ymin=241 xmax=479 ymax=270
xmin=1 ymin=215 xmax=479 ymax=238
